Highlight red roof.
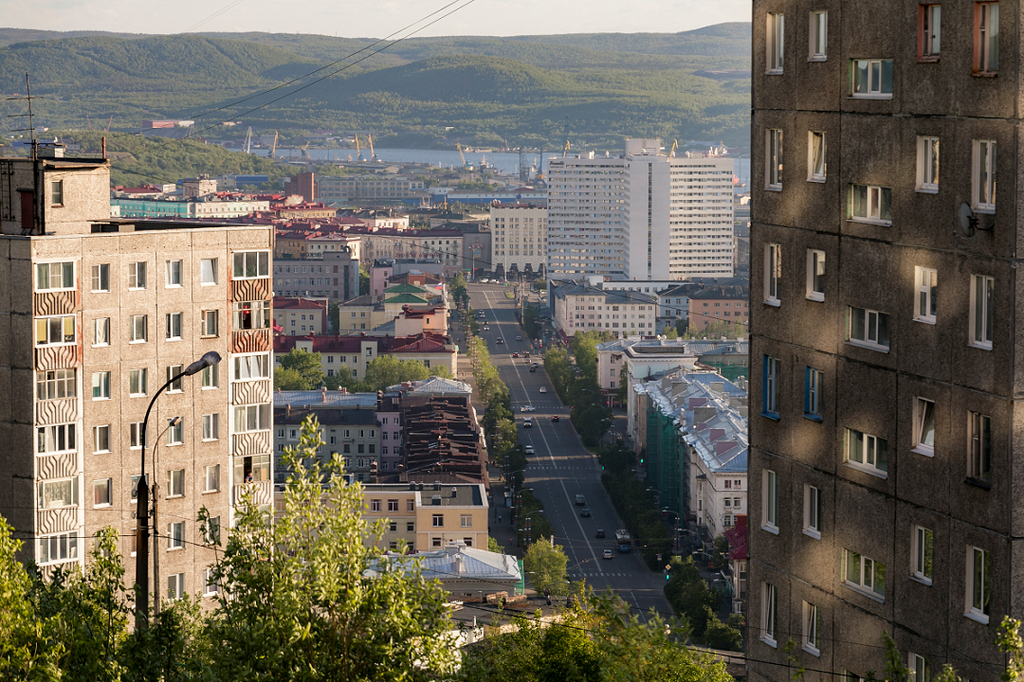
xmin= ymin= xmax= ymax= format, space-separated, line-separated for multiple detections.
xmin=273 ymin=297 xmax=327 ymax=310
xmin=724 ymin=515 xmax=747 ymax=561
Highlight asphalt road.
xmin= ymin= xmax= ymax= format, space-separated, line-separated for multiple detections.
xmin=469 ymin=283 xmax=673 ymax=622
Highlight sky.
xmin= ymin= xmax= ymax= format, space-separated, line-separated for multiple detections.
xmin=1 ymin=0 xmax=751 ymax=38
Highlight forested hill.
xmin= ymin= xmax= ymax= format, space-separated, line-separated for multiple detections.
xmin=0 ymin=25 xmax=751 ymax=149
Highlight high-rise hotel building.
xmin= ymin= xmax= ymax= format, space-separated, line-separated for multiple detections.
xmin=546 ymin=139 xmax=734 ymax=281
xmin=750 ymin=2 xmax=1023 ymax=679
xmin=0 ymin=148 xmax=273 ymax=604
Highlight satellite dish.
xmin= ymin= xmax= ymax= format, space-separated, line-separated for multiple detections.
xmin=958 ymin=202 xmax=977 ymax=238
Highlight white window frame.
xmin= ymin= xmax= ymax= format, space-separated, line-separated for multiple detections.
xmin=36 ymin=423 xmax=76 ymax=455
xmin=807 ymin=131 xmax=826 ymax=182
xmin=809 ymin=10 xmax=827 ymax=61
xmin=763 ymin=355 xmax=781 ymax=418
xmin=168 ymin=469 xmax=185 ymax=498
xmin=93 ymin=478 xmax=112 ymax=507
xmin=805 ymin=366 xmax=823 ymax=420
xmin=201 ymin=363 xmax=219 ymax=389
xmin=912 ymin=526 xmax=933 ymax=585
xmin=806 ymin=249 xmax=825 ymax=301
xmin=201 ymin=309 xmax=219 ymax=337
xmin=974 ymin=2 xmax=999 ymax=75
xmin=38 ymin=532 xmax=79 ymax=566
xmin=910 ymin=653 xmax=930 ymax=682
xmin=128 ymin=261 xmax=147 ymax=290
xmin=93 ymin=425 xmax=110 ymax=454
xmin=129 ymin=314 xmax=148 ymax=343
xmin=848 ymin=184 xmax=892 ymax=224
xmin=233 ymin=353 xmax=270 ymax=381
xmin=914 ymin=266 xmax=937 ymax=324
xmin=35 ymin=261 xmax=75 ymax=292
xmin=842 ymin=548 xmax=886 ymax=601
xmin=90 ymin=263 xmax=110 ymax=293
xmin=761 ymin=582 xmax=777 ymax=647
xmin=165 ymin=312 xmax=182 ymax=341
xmin=803 ymin=485 xmax=821 ymax=540
xmin=38 ymin=477 xmax=79 ymax=510
xmin=232 ymin=251 xmax=270 ymax=279
xmin=767 ymin=13 xmax=784 ymax=74
xmin=35 ymin=315 xmax=76 ymax=347
xmin=920 ymin=4 xmax=941 ymax=59
xmin=972 ymin=139 xmax=997 ymax=212
xmin=762 ymin=469 xmax=779 ymax=534
xmin=200 ymin=258 xmax=218 ymax=285
xmin=969 ymin=274 xmax=994 ymax=350
xmin=966 ymin=546 xmax=990 ymax=623
xmin=166 ymin=365 xmax=183 ymax=393
xmin=167 ymin=573 xmax=185 ymax=600
xmin=167 ymin=418 xmax=183 ymax=446
xmin=766 ymin=129 xmax=783 ymax=190
xmin=203 ymin=567 xmax=219 ymax=596
xmin=850 ymin=58 xmax=893 ymax=99
xmin=461 ymin=514 xmax=472 ymax=528
xmin=233 ymin=404 xmax=270 ymax=433
xmin=844 ymin=427 xmax=888 ymax=477
xmin=202 ymin=413 xmax=220 ymax=441
xmin=847 ymin=306 xmax=890 ymax=352
xmin=802 ymin=601 xmax=820 ymax=656
xmin=968 ymin=411 xmax=992 ymax=482
xmin=205 ymin=464 xmax=221 ymax=492
xmin=130 ymin=422 xmax=146 ymax=450
xmin=37 ymin=368 xmax=77 ymax=401
xmin=764 ymin=243 xmax=781 ymax=306
xmin=129 ymin=368 xmax=148 ymax=397
xmin=91 ymin=371 xmax=110 ymax=400
xmin=165 ymin=259 xmax=183 ymax=288
xmin=93 ymin=317 xmax=110 ymax=346
xmin=916 ymin=136 xmax=939 ymax=193
xmin=913 ymin=397 xmax=936 ymax=457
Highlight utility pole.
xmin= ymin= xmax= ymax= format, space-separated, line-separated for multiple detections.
xmin=152 ymin=482 xmax=160 ymax=617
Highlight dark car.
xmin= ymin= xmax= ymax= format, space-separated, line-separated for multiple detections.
xmin=496 ymin=338 xmax=503 ymax=344
xmin=580 ymin=507 xmax=591 ymax=517
xmin=551 ymin=416 xmax=560 ymax=422
xmin=595 ymin=529 xmax=605 ymax=538
xmin=529 ymin=366 xmax=537 ymax=373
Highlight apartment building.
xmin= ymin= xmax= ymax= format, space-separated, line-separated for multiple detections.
xmin=490 ymin=205 xmax=547 ymax=274
xmin=749 ymin=2 xmax=1021 ymax=679
xmin=360 ymin=482 xmax=488 ymax=552
xmin=273 ymin=332 xmax=457 ymax=380
xmin=546 ymin=139 xmax=735 ymax=281
xmin=688 ymin=285 xmax=750 ymax=333
xmin=273 ymin=243 xmax=360 ymax=303
xmin=316 ymin=175 xmax=426 ymax=203
xmin=272 ymin=297 xmax=328 ymax=335
xmin=273 ymin=395 xmax=381 ymax=483
xmin=0 ymin=150 xmax=273 ymax=605
xmin=551 ymin=283 xmax=658 ymax=338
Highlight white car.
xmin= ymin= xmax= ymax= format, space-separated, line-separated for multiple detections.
xmin=483 ymin=326 xmax=490 ymax=331
xmin=524 ymin=445 xmax=535 ymax=455
xmin=521 ymin=405 xmax=536 ymax=412
xmin=539 ymin=387 xmax=548 ymax=393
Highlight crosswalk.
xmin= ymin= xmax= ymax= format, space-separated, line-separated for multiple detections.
xmin=526 ymin=465 xmax=598 ymax=471
xmin=568 ymin=572 xmax=632 ymax=579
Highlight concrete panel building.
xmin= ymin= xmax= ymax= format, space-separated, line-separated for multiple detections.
xmin=749 ymin=2 xmax=1024 ymax=679
xmin=490 ymin=205 xmax=547 ymax=275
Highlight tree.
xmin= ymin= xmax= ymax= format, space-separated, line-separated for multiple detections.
xmin=616 ymin=364 xmax=629 ymax=405
xmin=359 ymin=266 xmax=371 ymax=296
xmin=277 ymin=348 xmax=324 ymax=389
xmin=701 ymin=608 xmax=742 ymax=651
xmin=522 ymin=540 xmax=569 ymax=596
xmin=206 ymin=414 xmax=458 ymax=681
xmin=362 ymin=355 xmax=437 ymax=392
xmin=487 ymin=536 xmax=503 ymax=553
xmin=328 ymin=302 xmax=340 ymax=333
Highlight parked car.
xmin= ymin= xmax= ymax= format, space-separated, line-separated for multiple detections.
xmin=580 ymin=507 xmax=591 ymax=517
xmin=524 ymin=445 xmax=535 ymax=455
xmin=539 ymin=386 xmax=547 ymax=393
xmin=603 ymin=549 xmax=614 ymax=560
xmin=595 ymin=528 xmax=606 ymax=538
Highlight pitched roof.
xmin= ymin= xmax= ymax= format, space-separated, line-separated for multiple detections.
xmin=273 ymin=296 xmax=327 ymax=310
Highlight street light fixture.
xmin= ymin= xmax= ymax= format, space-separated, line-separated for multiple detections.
xmin=135 ymin=351 xmax=221 ymax=630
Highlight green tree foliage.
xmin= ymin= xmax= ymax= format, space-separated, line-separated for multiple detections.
xmin=361 ymin=355 xmax=443 ymax=392
xmin=682 ymin=319 xmax=746 ymax=340
xmin=328 ymin=302 xmax=340 ymax=332
xmin=359 ymin=266 xmax=371 ymax=297
xmin=663 ymin=556 xmax=720 ymax=638
xmin=522 ymin=540 xmax=570 ymax=596
xmin=449 ymin=272 xmax=469 ymax=309
xmin=701 ymin=607 xmax=742 ymax=651
xmin=521 ymin=305 xmax=541 ymax=340
xmin=275 ymin=348 xmax=325 ymax=390
xmin=207 ymin=414 xmax=458 ymax=681
xmin=616 ymin=364 xmax=629 ymax=405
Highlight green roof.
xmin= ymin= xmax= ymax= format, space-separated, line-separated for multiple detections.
xmin=384 ymin=283 xmax=427 ymax=294
xmin=384 ymin=294 xmax=430 ymax=304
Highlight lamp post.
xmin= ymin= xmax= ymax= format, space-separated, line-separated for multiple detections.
xmin=135 ymin=351 xmax=221 ymax=631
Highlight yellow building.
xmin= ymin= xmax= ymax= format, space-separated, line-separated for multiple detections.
xmin=360 ymin=482 xmax=489 ymax=552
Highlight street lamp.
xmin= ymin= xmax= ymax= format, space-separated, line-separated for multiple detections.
xmin=135 ymin=351 xmax=221 ymax=631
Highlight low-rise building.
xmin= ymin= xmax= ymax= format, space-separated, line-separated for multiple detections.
xmin=686 ymin=285 xmax=748 ymax=333
xmin=273 ymin=332 xmax=457 ymax=381
xmin=551 ymin=283 xmax=658 ymax=338
xmin=361 ymin=482 xmax=489 ymax=552
xmin=374 ymin=542 xmax=521 ymax=600
xmin=273 ymin=297 xmax=328 ymax=335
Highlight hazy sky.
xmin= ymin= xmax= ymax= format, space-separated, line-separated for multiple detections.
xmin=1 ymin=0 xmax=751 ymax=37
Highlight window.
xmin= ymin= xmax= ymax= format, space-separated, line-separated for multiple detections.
xmin=37 ymin=423 xmax=76 ymax=454
xmin=802 ymin=601 xmax=820 ymax=655
xmin=842 ymin=548 xmax=886 ymax=600
xmin=974 ymin=2 xmax=999 ymax=74
xmin=129 ymin=368 xmax=148 ymax=397
xmin=232 ymin=251 xmax=270 ymax=279
xmin=764 ymin=243 xmax=781 ymax=305
xmin=968 ymin=411 xmax=992 ymax=483
xmin=371 ymin=499 xmax=381 ymax=512
xmin=913 ymin=526 xmax=934 ymax=585
xmin=38 ymin=532 xmax=78 ymax=565
xmin=37 ymin=368 xmax=76 ymax=401
xmin=36 ymin=315 xmax=75 ymax=346
xmin=910 ymin=654 xmax=931 ymax=682
xmin=35 ymin=261 xmax=74 ymax=291
xmin=204 ymin=516 xmax=221 ymax=545
xmin=970 ymin=274 xmax=994 ymax=350
xmin=407 ymin=500 xmax=415 ymax=512
xmin=763 ymin=355 xmax=781 ymax=419
xmin=761 ymin=582 xmax=777 ymax=646
xmin=972 ymin=140 xmax=997 ymax=212
xmin=808 ymin=131 xmax=826 ymax=181
xmin=51 ymin=180 xmax=63 ymax=206
xmin=91 ymin=371 xmax=110 ymax=400
xmin=93 ymin=478 xmax=112 ymax=507
xmin=917 ymin=137 xmax=940 ymax=192
xmin=914 ymin=267 xmax=937 ymax=324
xmin=165 ymin=313 xmax=182 ymax=340
xmin=93 ymin=317 xmax=110 ymax=346
xmin=167 ymin=418 xmax=183 ymax=446
xmin=767 ymin=13 xmax=784 ymax=73
xmin=128 ymin=261 xmax=147 ymax=290
xmin=202 ymin=414 xmax=219 ymax=441
xmin=762 ymin=469 xmax=779 ymax=533
xmin=167 ymin=365 xmax=183 ymax=393
xmin=91 ymin=264 xmax=110 ymax=292
xmin=849 ymin=184 xmax=892 ymax=224
xmin=847 ymin=306 xmax=890 ymax=351
xmin=201 ymin=363 xmax=219 ymax=389
xmin=806 ymin=250 xmax=825 ymax=301
xmin=166 ymin=260 xmax=183 ymax=287
xmin=766 ymin=129 xmax=783 ymax=189
xmin=168 ymin=468 xmax=185 ymax=498
xmin=93 ymin=425 xmax=110 ymax=453
xmin=167 ymin=573 xmax=185 ymax=600
xmin=38 ymin=478 xmax=79 ymax=509
xmin=203 ymin=568 xmax=219 ymax=596
xmin=233 ymin=300 xmax=271 ymax=330
xmin=205 ymin=464 xmax=220 ymax=492
xmin=919 ymin=4 xmax=941 ymax=59
xmin=461 ymin=515 xmax=472 ymax=528
xmin=967 ymin=546 xmax=990 ymax=623
xmin=130 ymin=422 xmax=146 ymax=449
xmin=201 ymin=310 xmax=219 ymax=337
xmin=845 ymin=428 xmax=888 ymax=476
xmin=129 ymin=314 xmax=147 ymax=343
xmin=913 ymin=398 xmax=936 ymax=456
xmin=432 ymin=514 xmax=444 ymax=528
xmin=809 ymin=10 xmax=827 ymax=60
xmin=804 ymin=485 xmax=821 ymax=539
xmin=200 ymin=258 xmax=218 ymax=285
xmin=851 ymin=59 xmax=893 ymax=98
xmin=234 ymin=354 xmax=270 ymax=380
xmin=233 ymin=404 xmax=269 ymax=433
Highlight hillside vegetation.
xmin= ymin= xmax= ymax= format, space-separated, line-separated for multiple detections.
xmin=0 ymin=26 xmax=751 ymax=149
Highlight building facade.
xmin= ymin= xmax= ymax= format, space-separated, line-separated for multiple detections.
xmin=749 ymin=2 xmax=1022 ymax=679
xmin=490 ymin=205 xmax=547 ymax=274
xmin=551 ymin=283 xmax=658 ymax=338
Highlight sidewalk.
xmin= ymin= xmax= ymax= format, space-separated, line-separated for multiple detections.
xmin=486 ymin=464 xmax=524 ymax=560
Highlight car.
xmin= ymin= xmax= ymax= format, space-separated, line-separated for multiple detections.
xmin=595 ymin=529 xmax=606 ymax=538
xmin=516 ymin=335 xmax=522 ymax=341
xmin=603 ymin=549 xmax=614 ymax=560
xmin=575 ymin=494 xmax=586 ymax=505
xmin=580 ymin=507 xmax=591 ymax=517
xmin=529 ymin=366 xmax=537 ymax=373
xmin=539 ymin=386 xmax=547 ymax=393
xmin=496 ymin=338 xmax=503 ymax=344
xmin=524 ymin=352 xmax=530 ymax=358
xmin=524 ymin=445 xmax=535 ymax=455
xmin=523 ymin=419 xmax=533 ymax=429
xmin=551 ymin=416 xmax=560 ymax=422
xmin=512 ymin=352 xmax=519 ymax=358
xmin=483 ymin=326 xmax=490 ymax=331
xmin=521 ymin=405 xmax=535 ymax=412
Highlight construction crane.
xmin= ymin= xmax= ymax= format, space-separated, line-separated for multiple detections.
xmin=367 ymin=133 xmax=376 ymax=160
xmin=242 ymin=127 xmax=253 ymax=154
xmin=86 ymin=115 xmax=93 ymax=130
xmin=669 ymin=139 xmax=678 ymax=157
xmin=562 ymin=140 xmax=570 ymax=158
xmin=300 ymin=142 xmax=309 ymax=159
xmin=269 ymin=131 xmax=278 ymax=157
xmin=457 ymin=142 xmax=467 ymax=167
xmin=103 ymin=115 xmax=113 ymax=132
xmin=355 ymin=134 xmax=362 ymax=160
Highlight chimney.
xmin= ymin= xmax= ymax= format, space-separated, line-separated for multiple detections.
xmin=321 ymin=386 xmax=327 ymax=403
xmin=286 ymin=403 xmax=291 ymax=417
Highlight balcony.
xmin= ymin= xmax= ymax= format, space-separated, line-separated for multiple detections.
xmin=233 ymin=480 xmax=273 ymax=506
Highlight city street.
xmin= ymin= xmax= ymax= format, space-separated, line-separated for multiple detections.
xmin=468 ymin=283 xmax=673 ymax=621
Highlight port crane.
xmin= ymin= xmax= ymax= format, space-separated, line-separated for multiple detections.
xmin=269 ymin=131 xmax=278 ymax=157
